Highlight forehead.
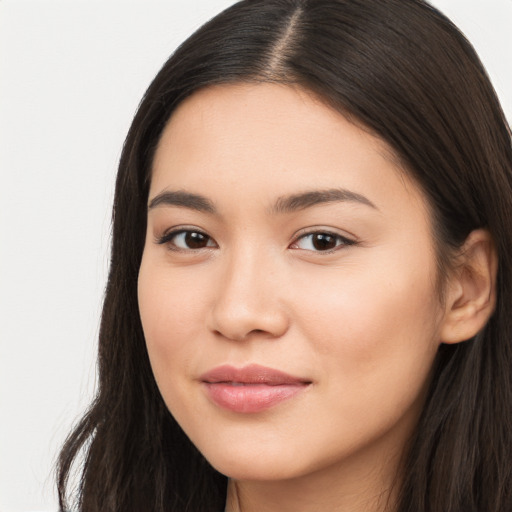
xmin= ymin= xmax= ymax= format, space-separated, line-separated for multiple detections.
xmin=154 ymin=82 xmax=395 ymax=171
xmin=150 ymin=82 xmax=429 ymax=222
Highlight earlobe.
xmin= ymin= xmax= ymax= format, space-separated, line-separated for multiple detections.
xmin=440 ymin=229 xmax=498 ymax=344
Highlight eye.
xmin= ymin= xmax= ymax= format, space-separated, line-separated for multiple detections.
xmin=291 ymin=231 xmax=355 ymax=252
xmin=157 ymin=229 xmax=216 ymax=251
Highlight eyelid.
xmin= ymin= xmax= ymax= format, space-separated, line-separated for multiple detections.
xmin=155 ymin=226 xmax=217 ymax=251
xmin=290 ymin=228 xmax=357 ymax=253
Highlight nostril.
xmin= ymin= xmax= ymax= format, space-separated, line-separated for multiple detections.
xmin=213 ymin=327 xmax=280 ymax=342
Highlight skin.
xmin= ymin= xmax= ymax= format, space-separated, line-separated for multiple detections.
xmin=137 ymin=83 xmax=471 ymax=511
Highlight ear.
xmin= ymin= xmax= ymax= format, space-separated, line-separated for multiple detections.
xmin=440 ymin=229 xmax=498 ymax=344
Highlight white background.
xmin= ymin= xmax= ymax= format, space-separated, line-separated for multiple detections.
xmin=0 ymin=1 xmax=510 ymax=510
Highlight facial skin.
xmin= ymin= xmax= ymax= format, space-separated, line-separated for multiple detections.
xmin=138 ymin=83 xmax=451 ymax=511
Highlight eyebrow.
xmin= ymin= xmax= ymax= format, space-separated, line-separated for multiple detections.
xmin=147 ymin=187 xmax=377 ymax=214
xmin=271 ymin=188 xmax=378 ymax=214
xmin=148 ymin=190 xmax=216 ymax=213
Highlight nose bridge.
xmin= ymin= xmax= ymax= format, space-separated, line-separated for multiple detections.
xmin=208 ymin=242 xmax=288 ymax=341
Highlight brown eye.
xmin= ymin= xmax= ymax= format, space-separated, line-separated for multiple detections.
xmin=311 ymin=233 xmax=337 ymax=251
xmin=183 ymin=231 xmax=211 ymax=249
xmin=158 ymin=230 xmax=216 ymax=250
xmin=293 ymin=232 xmax=354 ymax=252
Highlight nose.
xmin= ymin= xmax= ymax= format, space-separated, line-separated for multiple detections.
xmin=207 ymin=248 xmax=289 ymax=342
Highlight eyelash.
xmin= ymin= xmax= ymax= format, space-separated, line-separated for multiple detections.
xmin=156 ymin=228 xmax=356 ymax=254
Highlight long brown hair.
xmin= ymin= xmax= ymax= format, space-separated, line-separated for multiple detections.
xmin=57 ymin=1 xmax=512 ymax=510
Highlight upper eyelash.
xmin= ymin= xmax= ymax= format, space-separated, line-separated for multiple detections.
xmin=155 ymin=228 xmax=357 ymax=252
xmin=292 ymin=231 xmax=356 ymax=252
xmin=155 ymin=228 xmax=213 ymax=248
xmin=156 ymin=229 xmax=192 ymax=245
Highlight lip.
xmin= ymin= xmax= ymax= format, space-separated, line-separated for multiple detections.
xmin=200 ymin=364 xmax=311 ymax=413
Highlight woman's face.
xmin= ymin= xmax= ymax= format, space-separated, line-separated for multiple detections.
xmin=138 ymin=83 xmax=447 ymax=483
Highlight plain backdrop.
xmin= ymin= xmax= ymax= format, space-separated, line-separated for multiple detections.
xmin=0 ymin=1 xmax=510 ymax=511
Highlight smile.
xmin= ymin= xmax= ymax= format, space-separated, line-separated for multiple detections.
xmin=200 ymin=364 xmax=311 ymax=413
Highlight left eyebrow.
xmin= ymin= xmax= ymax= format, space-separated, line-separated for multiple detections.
xmin=270 ymin=188 xmax=378 ymax=214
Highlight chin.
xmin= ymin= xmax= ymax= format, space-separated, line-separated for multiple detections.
xmin=210 ymin=456 xmax=303 ymax=482
xmin=195 ymin=437 xmax=310 ymax=481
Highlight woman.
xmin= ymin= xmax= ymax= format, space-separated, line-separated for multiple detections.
xmin=57 ymin=0 xmax=512 ymax=511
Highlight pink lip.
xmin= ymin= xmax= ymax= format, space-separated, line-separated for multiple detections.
xmin=200 ymin=364 xmax=311 ymax=413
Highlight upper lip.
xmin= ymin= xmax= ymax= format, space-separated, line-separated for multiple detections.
xmin=200 ymin=364 xmax=311 ymax=385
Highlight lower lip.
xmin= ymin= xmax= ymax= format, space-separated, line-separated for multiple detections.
xmin=203 ymin=382 xmax=308 ymax=413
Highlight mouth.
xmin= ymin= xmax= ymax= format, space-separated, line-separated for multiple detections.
xmin=200 ymin=364 xmax=311 ymax=413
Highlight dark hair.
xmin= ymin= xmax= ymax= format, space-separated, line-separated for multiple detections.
xmin=57 ymin=1 xmax=512 ymax=510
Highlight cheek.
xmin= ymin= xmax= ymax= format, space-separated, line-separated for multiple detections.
xmin=137 ymin=256 xmax=206 ymax=397
xmin=297 ymin=240 xmax=440 ymax=342
xmin=293 ymin=250 xmax=442 ymax=403
xmin=278 ymin=264 xmax=441 ymax=466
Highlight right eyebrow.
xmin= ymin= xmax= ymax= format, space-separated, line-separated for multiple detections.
xmin=148 ymin=190 xmax=216 ymax=214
